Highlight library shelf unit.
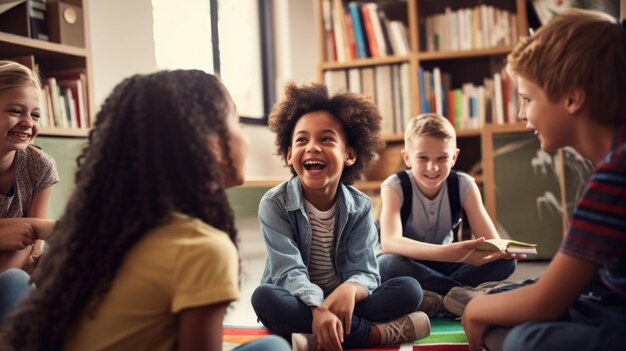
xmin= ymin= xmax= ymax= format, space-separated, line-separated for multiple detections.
xmin=0 ymin=0 xmax=93 ymax=138
xmin=315 ymin=0 xmax=585 ymax=252
xmin=316 ymin=0 xmax=529 ymax=173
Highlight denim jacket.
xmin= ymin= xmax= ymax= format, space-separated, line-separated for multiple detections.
xmin=258 ymin=176 xmax=380 ymax=307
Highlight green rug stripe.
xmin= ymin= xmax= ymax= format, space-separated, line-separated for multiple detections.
xmin=415 ymin=332 xmax=468 ymax=345
xmin=430 ymin=319 xmax=465 ymax=332
xmin=413 ymin=318 xmax=467 ymax=345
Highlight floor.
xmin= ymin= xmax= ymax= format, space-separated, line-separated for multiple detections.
xmin=224 ymin=217 xmax=549 ymax=326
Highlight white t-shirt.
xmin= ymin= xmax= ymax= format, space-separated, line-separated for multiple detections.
xmin=381 ymin=170 xmax=474 ymax=244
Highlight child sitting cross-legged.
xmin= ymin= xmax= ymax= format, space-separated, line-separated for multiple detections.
xmin=377 ymin=113 xmax=523 ymax=318
xmin=251 ymin=82 xmax=429 ymax=351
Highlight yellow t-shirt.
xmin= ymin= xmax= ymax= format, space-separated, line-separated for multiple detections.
xmin=64 ymin=213 xmax=239 ymax=351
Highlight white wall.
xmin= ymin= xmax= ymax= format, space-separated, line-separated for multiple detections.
xmin=85 ymin=0 xmax=320 ymax=179
xmin=88 ymin=0 xmax=159 ymax=108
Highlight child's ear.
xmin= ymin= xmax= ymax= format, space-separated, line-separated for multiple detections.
xmin=565 ymin=88 xmax=586 ymax=114
xmin=345 ymin=147 xmax=357 ymax=166
xmin=208 ymin=135 xmax=224 ymax=163
xmin=451 ymin=148 xmax=460 ymax=166
xmin=401 ymin=149 xmax=411 ymax=168
xmin=286 ymin=147 xmax=293 ymax=166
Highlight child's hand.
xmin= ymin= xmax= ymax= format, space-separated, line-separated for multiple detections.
xmin=462 ymin=297 xmax=489 ymax=351
xmin=0 ymin=223 xmax=35 ymax=250
xmin=323 ymin=283 xmax=358 ymax=335
xmin=31 ymin=219 xmax=56 ymax=240
xmin=312 ymin=307 xmax=344 ymax=351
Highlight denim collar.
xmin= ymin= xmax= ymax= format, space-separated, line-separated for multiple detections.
xmin=284 ymin=176 xmax=356 ymax=214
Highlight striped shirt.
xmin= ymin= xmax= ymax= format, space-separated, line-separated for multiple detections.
xmin=562 ymin=124 xmax=626 ymax=300
xmin=305 ymin=200 xmax=342 ymax=296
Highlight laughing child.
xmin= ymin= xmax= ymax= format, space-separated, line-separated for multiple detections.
xmin=252 ymin=82 xmax=430 ymax=350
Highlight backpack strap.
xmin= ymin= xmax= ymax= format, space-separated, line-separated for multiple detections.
xmin=395 ymin=170 xmax=412 ymax=231
xmin=447 ymin=170 xmax=462 ymax=241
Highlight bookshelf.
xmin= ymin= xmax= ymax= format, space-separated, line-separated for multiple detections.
xmin=0 ymin=0 xmax=93 ymax=137
xmin=316 ymin=0 xmax=529 ymax=180
xmin=315 ymin=0 xmax=588 ymax=252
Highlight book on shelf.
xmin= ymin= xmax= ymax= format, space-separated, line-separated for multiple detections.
xmin=399 ymin=62 xmax=411 ymax=129
xmin=419 ymin=66 xmax=518 ymax=129
xmin=27 ymin=0 xmax=48 ymax=41
xmin=359 ymin=2 xmax=379 ymax=58
xmin=476 ymin=238 xmax=537 ymax=255
xmin=331 ymin=0 xmax=347 ymax=61
xmin=321 ymin=1 xmax=410 ymax=62
xmin=348 ymin=1 xmax=369 ymax=58
xmin=360 ymin=66 xmax=376 ymax=101
xmin=347 ymin=67 xmax=361 ymax=93
xmin=364 ymin=3 xmax=388 ymax=58
xmin=322 ymin=0 xmax=337 ymax=61
xmin=324 ymin=69 xmax=347 ymax=96
xmin=324 ymin=63 xmax=410 ymax=134
xmin=343 ymin=11 xmax=357 ymax=60
xmin=41 ymin=69 xmax=90 ymax=130
xmin=374 ymin=64 xmax=394 ymax=133
xmin=421 ymin=4 xmax=517 ymax=52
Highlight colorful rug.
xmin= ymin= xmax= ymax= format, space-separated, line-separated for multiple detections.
xmin=223 ymin=318 xmax=468 ymax=350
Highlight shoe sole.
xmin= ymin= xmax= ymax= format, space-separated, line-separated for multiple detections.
xmin=442 ymin=294 xmax=465 ymax=317
xmin=414 ymin=311 xmax=432 ymax=340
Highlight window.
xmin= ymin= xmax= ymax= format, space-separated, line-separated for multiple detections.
xmin=152 ymin=0 xmax=274 ymax=124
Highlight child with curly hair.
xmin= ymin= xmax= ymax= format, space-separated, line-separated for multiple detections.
xmin=251 ymin=82 xmax=429 ymax=351
xmin=462 ymin=9 xmax=626 ymax=351
xmin=0 ymin=70 xmax=290 ymax=351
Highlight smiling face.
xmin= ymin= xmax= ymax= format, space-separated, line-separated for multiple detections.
xmin=517 ymin=75 xmax=573 ymax=152
xmin=402 ymin=135 xmax=459 ymax=199
xmin=0 ymin=85 xmax=40 ymax=154
xmin=287 ymin=110 xmax=355 ymax=202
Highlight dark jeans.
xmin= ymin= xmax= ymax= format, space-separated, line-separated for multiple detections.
xmin=502 ymin=297 xmax=626 ymax=351
xmin=377 ymin=253 xmax=516 ymax=295
xmin=251 ymin=277 xmax=421 ymax=349
xmin=0 ymin=268 xmax=33 ymax=324
xmin=485 ymin=278 xmax=626 ymax=351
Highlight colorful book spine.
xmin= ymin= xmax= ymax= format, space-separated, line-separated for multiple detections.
xmin=348 ymin=2 xmax=369 ymax=58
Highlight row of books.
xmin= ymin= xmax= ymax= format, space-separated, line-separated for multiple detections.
xmin=39 ymin=71 xmax=91 ymax=129
xmin=324 ymin=63 xmax=411 ymax=135
xmin=322 ymin=0 xmax=410 ymax=62
xmin=421 ymin=5 xmax=518 ymax=52
xmin=419 ymin=67 xmax=518 ymax=130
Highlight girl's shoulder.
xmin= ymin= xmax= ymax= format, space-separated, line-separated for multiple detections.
xmin=19 ymin=146 xmax=57 ymax=169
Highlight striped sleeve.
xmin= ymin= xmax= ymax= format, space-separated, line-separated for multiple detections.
xmin=561 ymin=148 xmax=626 ymax=268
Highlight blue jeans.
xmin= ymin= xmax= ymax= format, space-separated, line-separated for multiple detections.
xmin=377 ymin=253 xmax=516 ymax=295
xmin=233 ymin=335 xmax=291 ymax=351
xmin=0 ymin=268 xmax=33 ymax=323
xmin=251 ymin=277 xmax=421 ymax=349
xmin=502 ymin=297 xmax=626 ymax=351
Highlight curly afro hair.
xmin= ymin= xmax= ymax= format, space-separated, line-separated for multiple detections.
xmin=269 ymin=81 xmax=383 ymax=184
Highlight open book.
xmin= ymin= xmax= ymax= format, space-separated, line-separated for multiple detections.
xmin=476 ymin=238 xmax=537 ymax=255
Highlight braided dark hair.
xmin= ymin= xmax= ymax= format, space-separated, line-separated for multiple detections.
xmin=0 ymin=70 xmax=239 ymax=350
xmin=269 ymin=81 xmax=383 ymax=184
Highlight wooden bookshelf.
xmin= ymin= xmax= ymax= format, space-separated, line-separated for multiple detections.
xmin=317 ymin=0 xmax=530 ymax=185
xmin=315 ymin=0 xmax=579 ymax=249
xmin=0 ymin=0 xmax=94 ymax=137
